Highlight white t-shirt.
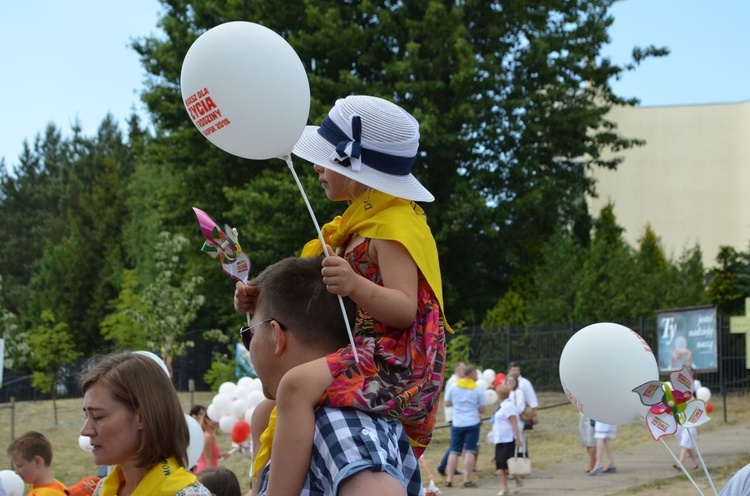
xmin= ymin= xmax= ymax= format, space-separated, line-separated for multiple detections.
xmin=445 ymin=383 xmax=486 ymax=427
xmin=517 ymin=375 xmax=538 ymax=408
xmin=489 ymin=398 xmax=520 ymax=444
xmin=443 ymin=374 xmax=460 ymax=422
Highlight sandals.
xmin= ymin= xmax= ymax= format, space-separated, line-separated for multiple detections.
xmin=603 ymin=466 xmax=617 ymax=474
xmin=464 ymin=481 xmax=478 ymax=488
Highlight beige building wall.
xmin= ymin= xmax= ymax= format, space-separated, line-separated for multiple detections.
xmin=588 ymin=101 xmax=750 ymax=268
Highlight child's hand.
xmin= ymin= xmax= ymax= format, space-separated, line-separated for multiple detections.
xmin=234 ymin=281 xmax=259 ymax=313
xmin=321 ymin=246 xmax=358 ymax=297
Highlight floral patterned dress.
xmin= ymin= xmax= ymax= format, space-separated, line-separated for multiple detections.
xmin=320 ymin=238 xmax=446 ymax=456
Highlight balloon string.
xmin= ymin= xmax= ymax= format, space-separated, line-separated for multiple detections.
xmin=659 ymin=437 xmax=705 ymax=496
xmin=283 ymin=155 xmax=359 ymax=363
xmin=246 ymin=311 xmax=251 ymax=326
xmin=688 ymin=428 xmax=718 ymax=496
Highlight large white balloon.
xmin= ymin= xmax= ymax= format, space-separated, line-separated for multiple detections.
xmin=180 ymin=21 xmax=310 ymax=160
xmin=78 ymin=435 xmax=93 ymax=453
xmin=0 ymin=470 xmax=24 ymax=496
xmin=475 ymin=379 xmax=489 ymax=391
xmin=696 ymin=386 xmax=711 ymax=403
xmin=559 ymin=322 xmax=658 ymax=425
xmin=185 ymin=413 xmax=205 ymax=468
xmin=484 ymin=389 xmax=499 ymax=405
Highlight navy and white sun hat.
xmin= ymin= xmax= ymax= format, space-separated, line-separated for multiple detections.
xmin=292 ymin=95 xmax=434 ymax=202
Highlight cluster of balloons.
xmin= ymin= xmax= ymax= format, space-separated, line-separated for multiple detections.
xmin=469 ymin=368 xmax=502 ymax=406
xmin=207 ymin=377 xmax=265 ymax=444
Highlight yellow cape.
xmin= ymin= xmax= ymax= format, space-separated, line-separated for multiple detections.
xmin=301 ymin=189 xmax=451 ymax=331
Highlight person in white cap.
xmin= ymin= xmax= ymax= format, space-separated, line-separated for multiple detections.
xmin=235 ymin=95 xmax=450 ymax=496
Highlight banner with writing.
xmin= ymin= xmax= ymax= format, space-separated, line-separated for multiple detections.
xmin=656 ymin=306 xmax=717 ymax=373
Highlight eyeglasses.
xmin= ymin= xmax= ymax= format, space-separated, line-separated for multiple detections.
xmin=239 ymin=318 xmax=287 ymax=350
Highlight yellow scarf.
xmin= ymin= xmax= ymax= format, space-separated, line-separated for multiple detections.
xmin=456 ymin=378 xmax=476 ymax=390
xmin=98 ymin=457 xmax=197 ymax=496
xmin=252 ymin=406 xmax=277 ymax=478
xmin=301 ymin=190 xmax=451 ymax=332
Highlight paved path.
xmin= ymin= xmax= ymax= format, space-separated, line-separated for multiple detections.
xmin=430 ymin=421 xmax=750 ymax=496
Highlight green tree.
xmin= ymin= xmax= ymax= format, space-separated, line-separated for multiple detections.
xmin=708 ymin=246 xmax=747 ymax=315
xmin=0 ymin=277 xmax=30 ymax=369
xmin=27 ymin=310 xmax=81 ymax=424
xmin=573 ymin=204 xmax=638 ymax=321
xmin=526 ymin=232 xmax=586 ymax=324
xmin=112 ymin=232 xmax=206 ymax=370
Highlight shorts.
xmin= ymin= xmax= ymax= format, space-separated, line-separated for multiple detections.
xmin=494 ymin=441 xmax=516 ymax=470
xmin=449 ymin=423 xmax=481 ymax=455
xmin=594 ymin=422 xmax=617 ymax=440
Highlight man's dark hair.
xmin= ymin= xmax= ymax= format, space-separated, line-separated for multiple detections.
xmin=253 ymin=256 xmax=356 ymax=352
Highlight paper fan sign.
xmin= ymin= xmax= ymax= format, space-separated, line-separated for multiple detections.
xmin=193 ymin=207 xmax=251 ymax=283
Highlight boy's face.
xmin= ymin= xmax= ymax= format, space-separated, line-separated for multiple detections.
xmin=9 ymin=452 xmax=42 ymax=484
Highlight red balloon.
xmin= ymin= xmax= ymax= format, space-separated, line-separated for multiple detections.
xmin=231 ymin=420 xmax=251 ymax=443
xmin=706 ymin=402 xmax=714 ymax=413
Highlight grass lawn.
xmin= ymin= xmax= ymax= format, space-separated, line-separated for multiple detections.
xmin=1 ymin=390 xmax=748 ymax=495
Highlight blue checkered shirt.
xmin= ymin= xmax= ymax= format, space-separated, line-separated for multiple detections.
xmin=257 ymin=406 xmax=422 ymax=495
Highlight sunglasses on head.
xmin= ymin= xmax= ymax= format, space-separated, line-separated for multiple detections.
xmin=239 ymin=318 xmax=287 ymax=350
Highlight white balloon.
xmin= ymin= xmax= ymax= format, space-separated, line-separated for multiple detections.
xmin=211 ymin=393 xmax=233 ymax=416
xmin=185 ymin=413 xmax=205 ymax=468
xmin=475 ymin=379 xmax=489 ymax=391
xmin=484 ymin=389 xmax=499 ymax=405
xmin=231 ymin=399 xmax=249 ymax=418
xmin=0 ymin=470 xmax=24 ymax=496
xmin=559 ymin=322 xmax=658 ymax=425
xmin=696 ymin=386 xmax=711 ymax=403
xmin=219 ymin=415 xmax=238 ymax=434
xmin=234 ymin=386 xmax=251 ymax=402
xmin=248 ymin=378 xmax=263 ymax=392
xmin=133 ymin=350 xmax=170 ymax=377
xmin=180 ymin=21 xmax=310 ymax=160
xmin=206 ymin=403 xmax=221 ymax=422
xmin=246 ymin=390 xmax=266 ymax=409
xmin=218 ymin=382 xmax=237 ymax=397
xmin=78 ymin=435 xmax=93 ymax=453
xmin=482 ymin=369 xmax=496 ymax=385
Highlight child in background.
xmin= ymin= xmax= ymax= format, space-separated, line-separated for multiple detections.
xmin=235 ymin=95 xmax=449 ymax=495
xmin=6 ymin=431 xmax=66 ymax=496
xmin=196 ymin=467 xmax=241 ymax=496
xmin=489 ymin=385 xmax=523 ymax=495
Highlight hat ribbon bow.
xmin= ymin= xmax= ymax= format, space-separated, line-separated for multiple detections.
xmin=329 ymin=115 xmax=363 ymax=171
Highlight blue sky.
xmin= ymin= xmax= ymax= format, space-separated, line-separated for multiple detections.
xmin=1 ymin=0 xmax=748 ymax=168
